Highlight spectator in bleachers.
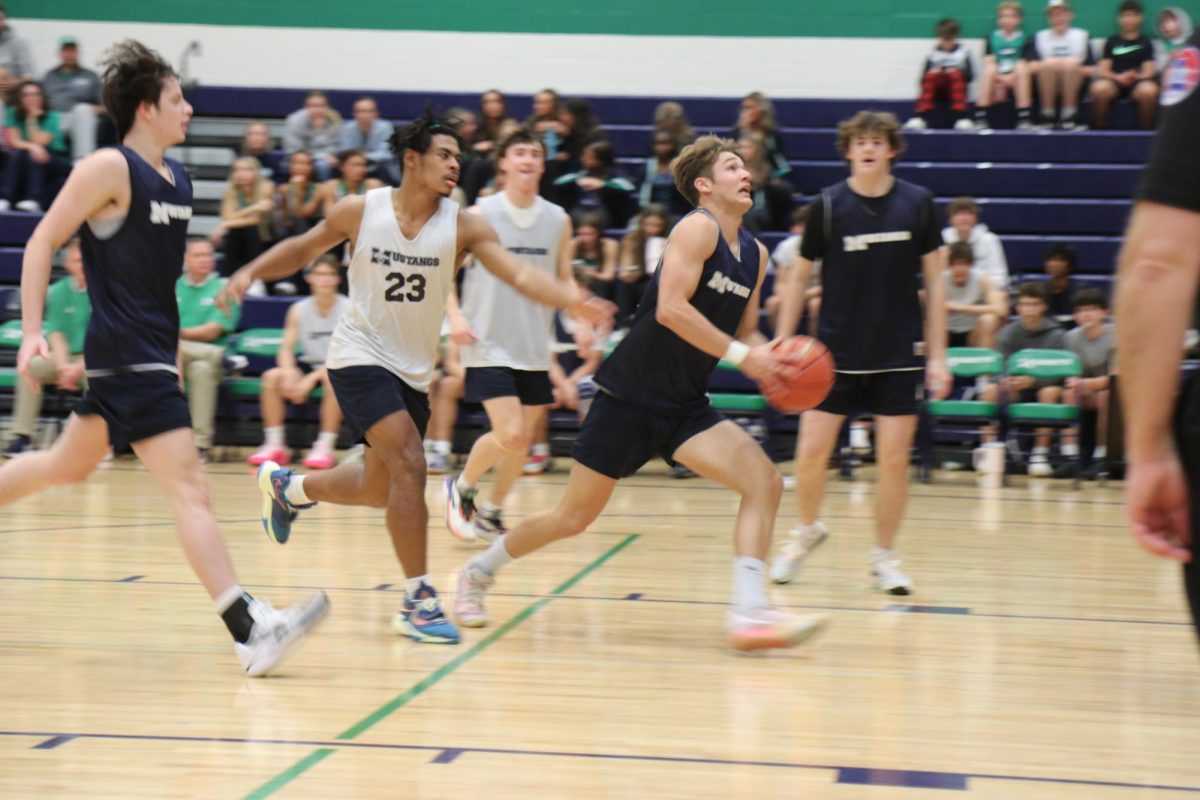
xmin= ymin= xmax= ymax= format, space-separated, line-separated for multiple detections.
xmin=904 ymin=18 xmax=977 ymax=131
xmin=733 ymin=91 xmax=790 ymax=177
xmin=1063 ymin=287 xmax=1114 ymax=467
xmin=0 ymin=80 xmax=70 ymax=213
xmin=338 ymin=95 xmax=396 ymax=184
xmin=177 ymin=238 xmax=240 ymax=460
xmin=767 ymin=205 xmax=820 ymax=335
xmin=553 ymin=140 xmax=636 ymax=228
xmin=941 ymin=196 xmax=1010 ymax=290
xmin=975 ymin=2 xmax=1035 ymax=129
xmin=0 ymin=6 xmax=33 ymax=103
xmin=653 ymin=101 xmax=695 ymax=149
xmin=211 ymin=156 xmax=275 ymax=277
xmin=615 ymin=204 xmax=669 ymax=325
xmin=526 ymin=88 xmax=564 ymax=159
xmin=569 ymin=211 xmax=618 ymax=300
xmin=240 ymin=121 xmax=286 ymax=183
xmin=1026 ymin=0 xmax=1094 ymax=130
xmin=1040 ymin=242 xmax=1080 ymax=318
xmin=638 ymin=129 xmax=689 ymax=218
xmin=1090 ymin=0 xmax=1158 ymax=129
xmin=425 ymin=338 xmax=465 ymax=474
xmin=246 ymin=255 xmax=348 ymax=470
xmin=944 ymin=241 xmax=1008 ymax=348
xmin=558 ymin=97 xmax=605 ymax=169
xmin=737 ymin=131 xmax=794 ymax=233
xmin=283 ymin=90 xmax=342 ymax=180
xmin=4 ymin=238 xmax=88 ymax=458
xmin=42 ymin=37 xmax=103 ymax=162
xmin=471 ymin=89 xmax=512 ymax=158
xmin=315 ymin=148 xmax=382 ymax=217
xmin=276 ymin=150 xmax=323 ymax=237
xmin=1154 ymin=7 xmax=1193 ymax=74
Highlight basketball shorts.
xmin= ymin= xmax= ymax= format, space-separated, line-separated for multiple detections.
xmin=328 ymin=365 xmax=430 ymax=444
xmin=465 ymin=367 xmax=554 ymax=406
xmin=571 ymin=391 xmax=724 ymax=479
xmin=76 ymin=369 xmax=191 ymax=448
xmin=1171 ymin=371 xmax=1200 ymax=643
xmin=817 ymin=370 xmax=925 ymax=417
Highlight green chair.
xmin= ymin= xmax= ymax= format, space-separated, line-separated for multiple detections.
xmin=1004 ymin=348 xmax=1083 ymax=485
xmin=0 ymin=319 xmax=23 ymax=349
xmin=921 ymin=347 xmax=1004 ymax=479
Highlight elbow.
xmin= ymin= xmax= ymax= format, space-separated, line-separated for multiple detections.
xmin=655 ymin=301 xmax=684 ymax=332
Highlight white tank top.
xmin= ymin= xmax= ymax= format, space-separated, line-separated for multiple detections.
xmin=460 ymin=193 xmax=566 ymax=370
xmin=295 ymin=294 xmax=348 ymax=365
xmin=326 ymin=188 xmax=459 ymax=391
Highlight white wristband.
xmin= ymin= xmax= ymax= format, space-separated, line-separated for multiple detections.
xmin=723 ymin=341 xmax=750 ymax=368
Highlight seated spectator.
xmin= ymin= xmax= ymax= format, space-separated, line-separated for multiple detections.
xmin=4 ymin=238 xmax=88 ymax=457
xmin=338 ymin=95 xmax=397 ymax=184
xmin=1027 ymin=0 xmax=1094 ymax=130
xmin=471 ymin=89 xmax=513 ymax=158
xmin=0 ymin=80 xmax=70 ymax=212
xmin=276 ymin=150 xmax=323 ymax=237
xmin=904 ymin=18 xmax=977 ymax=130
xmin=569 ymin=212 xmax=619 ymax=300
xmin=246 ymin=256 xmax=348 ymax=470
xmin=767 ymin=205 xmax=820 ymax=335
xmin=1090 ymin=0 xmax=1158 ymax=129
xmin=615 ymin=205 xmax=669 ymax=325
xmin=737 ymin=132 xmax=794 ymax=233
xmin=1040 ymin=242 xmax=1080 ymax=318
xmin=177 ymin=238 xmax=240 ymax=460
xmin=733 ymin=91 xmax=790 ymax=177
xmin=315 ymin=148 xmax=383 ymax=217
xmin=1062 ymin=287 xmax=1114 ymax=469
xmin=526 ymin=88 xmax=565 ymax=160
xmin=638 ymin=130 xmax=690 ymax=218
xmin=211 ymin=156 xmax=275 ymax=277
xmin=42 ymin=37 xmax=104 ymax=161
xmin=944 ymin=241 xmax=1008 ymax=348
xmin=425 ymin=337 xmax=465 ymax=474
xmin=240 ymin=121 xmax=286 ymax=183
xmin=0 ymin=8 xmax=33 ymax=102
xmin=558 ymin=97 xmax=606 ymax=171
xmin=980 ymin=282 xmax=1067 ymax=476
xmin=975 ymin=2 xmax=1034 ymax=129
xmin=653 ymin=101 xmax=695 ymax=149
xmin=283 ymin=90 xmax=342 ymax=180
xmin=942 ymin=196 xmax=1010 ymax=290
xmin=553 ymin=141 xmax=637 ymax=228
xmin=1154 ymin=7 xmax=1194 ymax=74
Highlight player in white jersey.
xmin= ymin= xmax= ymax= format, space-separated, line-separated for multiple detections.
xmin=444 ymin=129 xmax=572 ymax=542
xmin=223 ymin=112 xmax=613 ymax=645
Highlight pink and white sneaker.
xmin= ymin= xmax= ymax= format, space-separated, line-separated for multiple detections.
xmin=453 ymin=563 xmax=494 ymax=628
xmin=248 ymin=446 xmax=290 ymax=467
xmin=302 ymin=447 xmax=336 ymax=470
xmin=726 ymin=608 xmax=829 ymax=653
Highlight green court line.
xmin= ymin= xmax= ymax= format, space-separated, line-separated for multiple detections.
xmin=241 ymin=533 xmax=640 ymax=800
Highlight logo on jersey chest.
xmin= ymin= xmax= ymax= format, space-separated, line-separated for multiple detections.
xmin=843 ymin=231 xmax=912 ymax=252
xmin=706 ymin=270 xmax=751 ymax=298
xmin=371 ymin=247 xmax=440 ymax=268
xmin=149 ymin=200 xmax=192 ymax=225
xmin=508 ymin=246 xmax=549 ymax=256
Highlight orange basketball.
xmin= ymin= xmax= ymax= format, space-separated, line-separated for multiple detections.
xmin=763 ymin=336 xmax=835 ymax=412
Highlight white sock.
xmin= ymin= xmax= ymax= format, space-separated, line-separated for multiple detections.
xmin=284 ymin=474 xmax=312 ymax=506
xmin=264 ymin=426 xmax=284 ymax=448
xmin=214 ymin=583 xmax=247 ymax=613
xmin=315 ymin=432 xmax=337 ymax=450
xmin=732 ymin=556 xmax=768 ymax=613
xmin=1031 ymin=446 xmax=1049 ymax=458
xmin=1062 ymin=105 xmax=1077 ymax=119
xmin=472 ymin=537 xmax=514 ymax=576
xmin=871 ymin=546 xmax=895 ymax=564
xmin=456 ymin=475 xmax=474 ymax=494
xmin=530 ymin=443 xmax=550 ymax=457
xmin=404 ymin=575 xmax=428 ymax=596
xmin=1060 ymin=443 xmax=1079 ymax=457
xmin=1093 ymin=445 xmax=1107 ymax=459
xmin=431 ymin=439 xmax=451 ymax=456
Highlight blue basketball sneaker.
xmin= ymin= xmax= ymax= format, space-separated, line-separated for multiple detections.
xmin=257 ymin=460 xmax=315 ymax=544
xmin=392 ymin=582 xmax=461 ymax=644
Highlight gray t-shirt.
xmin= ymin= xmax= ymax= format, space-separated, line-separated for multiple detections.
xmin=43 ymin=66 xmax=101 ymax=111
xmin=1063 ymin=323 xmax=1114 ymax=378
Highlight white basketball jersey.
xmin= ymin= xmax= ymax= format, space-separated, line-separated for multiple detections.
xmin=326 ymin=188 xmax=458 ymax=391
xmin=460 ymin=193 xmax=566 ymax=370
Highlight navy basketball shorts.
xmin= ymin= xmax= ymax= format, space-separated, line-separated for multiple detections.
xmin=327 ymin=365 xmax=430 ymax=444
xmin=571 ymin=391 xmax=725 ymax=479
xmin=465 ymin=367 xmax=554 ymax=406
xmin=75 ymin=369 xmax=192 ymax=448
xmin=817 ymin=369 xmax=926 ymax=417
xmin=1171 ymin=371 xmax=1200 ymax=643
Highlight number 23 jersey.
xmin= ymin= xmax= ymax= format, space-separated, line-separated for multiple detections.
xmin=326 ymin=187 xmax=459 ymax=392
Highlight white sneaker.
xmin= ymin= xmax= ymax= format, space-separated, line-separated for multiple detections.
xmin=234 ymin=591 xmax=331 ymax=677
xmin=903 ymin=117 xmax=928 ymax=130
xmin=726 ymin=607 xmax=829 ymax=653
xmin=953 ymin=117 xmax=976 ymax=130
xmin=1060 ymin=443 xmax=1080 ymax=458
xmin=0 ymin=199 xmax=10 ymax=212
xmin=849 ymin=425 xmax=871 ymax=454
xmin=454 ymin=564 xmax=494 ymax=628
xmin=871 ymin=553 xmax=914 ymax=596
xmin=770 ymin=521 xmax=830 ymax=584
xmin=1028 ymin=455 xmax=1052 ymax=477
xmin=15 ymin=199 xmax=41 ymax=213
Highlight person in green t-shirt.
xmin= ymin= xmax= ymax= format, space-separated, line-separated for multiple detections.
xmin=5 ymin=238 xmax=89 ymax=457
xmin=976 ymin=1 xmax=1035 ymax=129
xmin=177 ymin=237 xmax=240 ymax=457
xmin=0 ymin=79 xmax=70 ymax=213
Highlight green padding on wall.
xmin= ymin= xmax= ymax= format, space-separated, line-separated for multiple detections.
xmin=709 ymin=393 xmax=767 ymax=412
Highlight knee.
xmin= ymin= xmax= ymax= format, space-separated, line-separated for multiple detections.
xmin=187 ymin=359 xmax=214 ymax=382
xmin=977 ymin=313 xmax=999 ymax=332
xmin=556 ymin=505 xmax=598 ymax=538
xmin=756 ymin=468 xmax=785 ymax=505
xmin=54 ymin=455 xmax=98 ymax=485
xmin=366 ymin=482 xmax=390 ymax=509
xmin=261 ymin=368 xmax=281 ymax=389
xmin=876 ymin=444 xmax=912 ymax=473
xmin=1134 ymin=82 xmax=1158 ymax=103
xmin=495 ymin=421 xmax=532 ymax=455
xmin=1038 ymin=386 xmax=1062 ymax=403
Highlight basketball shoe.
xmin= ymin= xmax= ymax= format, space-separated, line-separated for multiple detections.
xmin=234 ymin=591 xmax=331 ymax=677
xmin=392 ymin=582 xmax=461 ymax=644
xmin=726 ymin=608 xmax=829 ymax=653
xmin=769 ymin=521 xmax=829 ymax=584
xmin=445 ymin=475 xmax=478 ymax=541
xmin=257 ymin=461 xmax=316 ymax=544
xmin=871 ymin=549 xmax=914 ymax=596
xmin=453 ymin=563 xmax=494 ymax=627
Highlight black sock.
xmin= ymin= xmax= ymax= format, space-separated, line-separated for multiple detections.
xmin=974 ymin=107 xmax=987 ymax=121
xmin=1017 ymin=107 xmax=1031 ymax=120
xmin=221 ymin=594 xmax=255 ymax=644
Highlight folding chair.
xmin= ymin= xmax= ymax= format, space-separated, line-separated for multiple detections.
xmin=1003 ymin=348 xmax=1083 ymax=487
xmin=921 ymin=347 xmax=1004 ymax=480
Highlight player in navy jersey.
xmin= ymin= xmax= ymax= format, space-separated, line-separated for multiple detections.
xmin=1116 ymin=31 xmax=1200 ymax=642
xmin=452 ymin=136 xmax=829 ymax=652
xmin=772 ymin=111 xmax=950 ymax=595
xmin=0 ymin=40 xmax=329 ymax=677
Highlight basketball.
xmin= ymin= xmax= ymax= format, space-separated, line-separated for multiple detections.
xmin=762 ymin=336 xmax=835 ymax=412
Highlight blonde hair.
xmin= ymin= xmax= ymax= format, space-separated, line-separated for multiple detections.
xmin=836 ymin=111 xmax=905 ymax=163
xmin=997 ymin=1 xmax=1024 ymax=18
xmin=740 ymin=92 xmax=778 ymax=135
xmin=672 ymin=135 xmax=739 ymax=208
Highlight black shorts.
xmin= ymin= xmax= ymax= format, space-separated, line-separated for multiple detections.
xmin=948 ymin=331 xmax=971 ymax=349
xmin=571 ymin=391 xmax=724 ymax=479
xmin=817 ymin=370 xmax=925 ymax=417
xmin=327 ymin=365 xmax=430 ymax=443
xmin=1171 ymin=372 xmax=1200 ymax=642
xmin=464 ymin=367 xmax=554 ymax=406
xmin=76 ymin=369 xmax=191 ymax=447
xmin=1112 ymin=77 xmax=1158 ymax=100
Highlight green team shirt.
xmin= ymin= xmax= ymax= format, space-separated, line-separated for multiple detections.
xmin=4 ymin=107 xmax=68 ymax=156
xmin=44 ymin=277 xmax=90 ymax=354
xmin=987 ymin=29 xmax=1028 ymax=74
xmin=176 ymin=273 xmax=240 ymax=346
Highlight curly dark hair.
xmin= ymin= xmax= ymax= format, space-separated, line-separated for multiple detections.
xmin=100 ymin=40 xmax=178 ymax=139
xmin=388 ymin=108 xmax=466 ymax=163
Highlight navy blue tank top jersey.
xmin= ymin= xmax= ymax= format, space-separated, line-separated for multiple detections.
xmin=80 ymin=146 xmax=193 ymax=374
xmin=596 ymin=211 xmax=759 ymax=413
xmin=799 ymin=178 xmax=941 ymax=372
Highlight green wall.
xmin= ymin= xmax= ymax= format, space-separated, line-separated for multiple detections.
xmin=11 ymin=0 xmax=1187 ymax=38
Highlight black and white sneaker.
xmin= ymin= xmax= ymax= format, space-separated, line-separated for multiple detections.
xmin=234 ymin=591 xmax=330 ymax=677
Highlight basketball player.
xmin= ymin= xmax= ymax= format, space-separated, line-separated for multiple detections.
xmin=4 ymin=41 xmax=328 ymax=677
xmin=772 ymin=111 xmax=950 ymax=594
xmin=222 ymin=112 xmax=612 ymax=646
xmin=1116 ymin=32 xmax=1200 ymax=643
xmin=444 ymin=129 xmax=571 ymax=542
xmin=453 ymin=136 xmax=829 ymax=652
